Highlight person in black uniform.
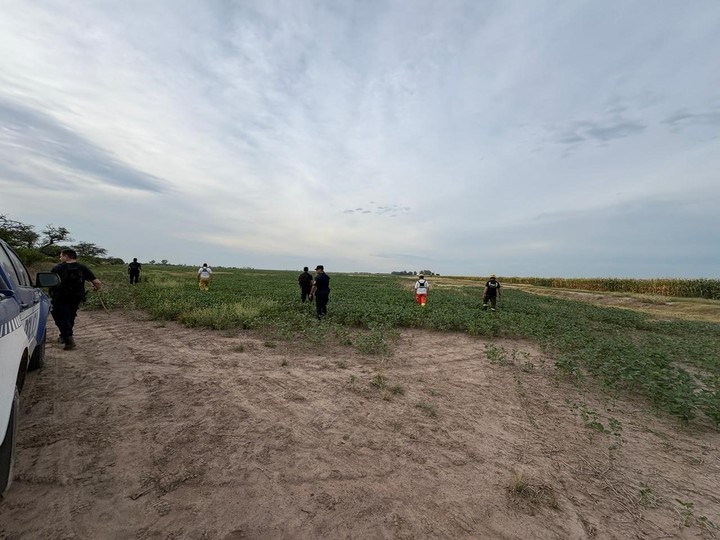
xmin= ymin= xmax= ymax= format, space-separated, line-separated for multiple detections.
xmin=298 ymin=266 xmax=313 ymax=302
xmin=309 ymin=265 xmax=330 ymax=320
xmin=482 ymin=274 xmax=501 ymax=311
xmin=50 ymin=249 xmax=102 ymax=350
xmin=128 ymin=258 xmax=141 ymax=285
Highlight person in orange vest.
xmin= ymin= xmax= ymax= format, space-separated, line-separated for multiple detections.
xmin=413 ymin=275 xmax=429 ymax=306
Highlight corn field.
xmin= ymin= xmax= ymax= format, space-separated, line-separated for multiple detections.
xmin=498 ymin=277 xmax=720 ymax=300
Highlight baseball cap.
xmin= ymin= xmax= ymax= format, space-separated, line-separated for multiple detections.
xmin=315 ymin=265 xmax=324 ymax=270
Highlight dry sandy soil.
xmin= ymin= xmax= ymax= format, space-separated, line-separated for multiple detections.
xmin=1 ymin=302 xmax=719 ymax=539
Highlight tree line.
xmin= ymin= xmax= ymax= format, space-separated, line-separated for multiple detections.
xmin=0 ymin=214 xmax=123 ymax=267
xmin=390 ymin=270 xmax=438 ymax=276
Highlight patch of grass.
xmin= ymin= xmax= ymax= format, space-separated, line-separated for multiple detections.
xmin=580 ymin=406 xmax=607 ymax=433
xmin=230 ymin=344 xmax=245 ymax=353
xmin=674 ymin=499 xmax=716 ymax=532
xmin=332 ymin=325 xmax=354 ymax=346
xmin=485 ymin=343 xmax=508 ymax=366
xmin=698 ymin=387 xmax=720 ymax=427
xmin=508 ymin=471 xmax=559 ymax=512
xmin=415 ymin=401 xmax=437 ymax=418
xmin=302 ymin=322 xmax=327 ymax=344
xmin=370 ymin=373 xmax=386 ymax=389
xmin=637 ymin=483 xmax=660 ymax=508
xmin=390 ymin=384 xmax=405 ymax=395
xmin=179 ymin=298 xmax=279 ymax=330
xmin=567 ymin=401 xmax=611 ymax=433
xmin=674 ymin=499 xmax=718 ymax=535
xmin=354 ymin=324 xmax=397 ymax=356
xmin=264 ymin=340 xmax=276 ymax=348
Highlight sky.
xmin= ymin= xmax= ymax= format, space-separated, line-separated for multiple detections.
xmin=1 ymin=1 xmax=719 ymax=278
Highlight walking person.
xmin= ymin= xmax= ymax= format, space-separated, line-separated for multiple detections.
xmin=128 ymin=258 xmax=141 ymax=284
xmin=309 ymin=265 xmax=330 ymax=320
xmin=197 ymin=263 xmax=212 ymax=291
xmin=298 ymin=266 xmax=313 ymax=302
xmin=482 ymin=274 xmax=501 ymax=311
xmin=414 ymin=275 xmax=430 ymax=307
xmin=49 ymin=249 xmax=102 ymax=350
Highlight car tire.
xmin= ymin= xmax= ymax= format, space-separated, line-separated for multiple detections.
xmin=28 ymin=330 xmax=47 ymax=371
xmin=0 ymin=388 xmax=19 ymax=497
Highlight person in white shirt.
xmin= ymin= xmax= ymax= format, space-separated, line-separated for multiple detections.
xmin=197 ymin=263 xmax=213 ymax=291
xmin=413 ymin=275 xmax=429 ymax=307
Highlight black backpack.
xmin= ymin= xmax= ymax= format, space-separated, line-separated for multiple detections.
xmin=56 ymin=264 xmax=87 ymax=302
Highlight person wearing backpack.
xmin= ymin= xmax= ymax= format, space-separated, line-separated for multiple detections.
xmin=128 ymin=258 xmax=141 ymax=284
xmin=298 ymin=266 xmax=313 ymax=302
xmin=49 ymin=249 xmax=102 ymax=350
xmin=413 ymin=275 xmax=430 ymax=306
xmin=197 ymin=263 xmax=212 ymax=291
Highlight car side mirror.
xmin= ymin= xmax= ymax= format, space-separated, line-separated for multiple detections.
xmin=35 ymin=272 xmax=61 ymax=288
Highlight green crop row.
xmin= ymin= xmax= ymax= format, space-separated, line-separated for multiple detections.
xmin=86 ymin=266 xmax=720 ymax=429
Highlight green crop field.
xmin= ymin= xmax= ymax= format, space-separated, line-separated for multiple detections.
xmin=87 ymin=266 xmax=720 ymax=429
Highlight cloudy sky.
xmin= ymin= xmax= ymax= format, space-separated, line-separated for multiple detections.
xmin=1 ymin=1 xmax=719 ymax=277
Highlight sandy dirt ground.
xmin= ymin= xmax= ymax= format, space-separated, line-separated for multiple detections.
xmin=1 ymin=307 xmax=719 ymax=539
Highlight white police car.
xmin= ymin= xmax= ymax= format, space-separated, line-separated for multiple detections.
xmin=0 ymin=239 xmax=59 ymax=496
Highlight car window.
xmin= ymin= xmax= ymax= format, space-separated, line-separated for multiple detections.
xmin=4 ymin=245 xmax=32 ymax=287
xmin=0 ymin=243 xmax=22 ymax=289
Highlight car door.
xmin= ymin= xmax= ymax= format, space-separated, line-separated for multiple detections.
xmin=0 ymin=243 xmax=41 ymax=356
xmin=0 ymin=244 xmax=29 ymax=450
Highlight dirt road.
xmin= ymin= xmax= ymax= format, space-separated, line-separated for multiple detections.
xmin=1 ymin=309 xmax=718 ymax=539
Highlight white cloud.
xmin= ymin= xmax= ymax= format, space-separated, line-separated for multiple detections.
xmin=1 ymin=0 xmax=719 ymax=276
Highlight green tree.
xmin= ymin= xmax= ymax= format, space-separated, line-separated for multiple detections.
xmin=0 ymin=215 xmax=40 ymax=249
xmin=72 ymin=241 xmax=108 ymax=258
xmin=40 ymin=225 xmax=72 ymax=253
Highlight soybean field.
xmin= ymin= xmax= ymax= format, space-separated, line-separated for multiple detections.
xmin=90 ymin=266 xmax=720 ymax=429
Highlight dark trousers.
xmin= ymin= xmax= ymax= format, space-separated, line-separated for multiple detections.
xmin=300 ymin=284 xmax=312 ymax=302
xmin=51 ymin=299 xmax=81 ymax=340
xmin=129 ymin=272 xmax=140 ymax=284
xmin=315 ymin=291 xmax=329 ymax=318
